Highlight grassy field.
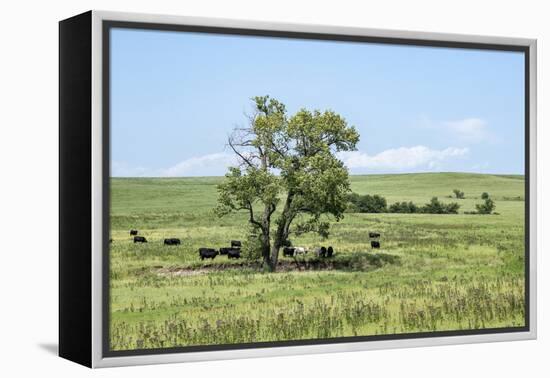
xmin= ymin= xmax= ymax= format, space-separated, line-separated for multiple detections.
xmin=109 ymin=172 xmax=526 ymax=351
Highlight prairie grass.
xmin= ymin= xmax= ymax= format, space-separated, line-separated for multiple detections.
xmin=109 ymin=173 xmax=525 ymax=350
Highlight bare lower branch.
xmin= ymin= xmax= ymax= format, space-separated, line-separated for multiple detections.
xmin=246 ymin=200 xmax=264 ymax=231
xmin=228 ymin=136 xmax=255 ymax=168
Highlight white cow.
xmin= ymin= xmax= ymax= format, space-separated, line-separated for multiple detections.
xmin=294 ymin=247 xmax=307 ymax=255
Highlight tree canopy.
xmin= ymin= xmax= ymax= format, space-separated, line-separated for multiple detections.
xmin=216 ymin=96 xmax=359 ymax=271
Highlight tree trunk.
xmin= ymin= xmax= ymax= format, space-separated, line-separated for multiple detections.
xmin=262 ymin=242 xmax=273 ymax=270
xmin=270 ymin=244 xmax=280 ymax=270
xmin=260 ymin=227 xmax=272 ymax=270
xmin=270 ymin=193 xmax=295 ymax=270
xmin=259 ymin=151 xmax=276 ymax=271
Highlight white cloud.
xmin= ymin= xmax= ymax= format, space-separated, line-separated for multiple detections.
xmin=431 ymin=118 xmax=492 ymax=143
xmin=338 ymin=145 xmax=469 ymax=172
xmin=443 ymin=118 xmax=490 ymax=143
xmin=159 ymin=153 xmax=236 ymax=177
xmin=111 ymin=161 xmax=152 ymax=177
xmin=112 ymin=153 xmax=237 ymax=177
xmin=418 ymin=117 xmax=491 ymax=144
xmin=114 ymin=145 xmax=469 ymax=177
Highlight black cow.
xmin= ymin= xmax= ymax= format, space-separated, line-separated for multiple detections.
xmin=164 ymin=238 xmax=181 ymax=246
xmin=199 ymin=248 xmax=218 ymax=260
xmin=227 ymin=249 xmax=241 ymax=259
xmin=134 ymin=236 xmax=147 ymax=243
xmin=231 ymin=240 xmax=242 ymax=248
xmin=369 ymin=232 xmax=380 ymax=238
xmin=327 ymin=246 xmax=334 ymax=258
xmin=130 ymin=229 xmax=138 ymax=236
xmin=283 ymin=247 xmax=295 ymax=257
xmin=315 ymin=246 xmax=327 ymax=258
xmin=219 ymin=247 xmax=230 ymax=255
xmin=371 ymin=241 xmax=380 ymax=249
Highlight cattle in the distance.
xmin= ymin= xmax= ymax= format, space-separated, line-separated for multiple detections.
xmin=134 ymin=236 xmax=147 ymax=243
xmin=294 ymin=247 xmax=307 ymax=255
xmin=219 ymin=247 xmax=230 ymax=255
xmin=231 ymin=240 xmax=242 ymax=248
xmin=315 ymin=246 xmax=327 ymax=258
xmin=283 ymin=247 xmax=295 ymax=257
xmin=369 ymin=232 xmax=380 ymax=238
xmin=327 ymin=246 xmax=334 ymax=258
xmin=199 ymin=248 xmax=218 ymax=260
xmin=371 ymin=241 xmax=380 ymax=249
xmin=130 ymin=229 xmax=138 ymax=236
xmin=164 ymin=238 xmax=181 ymax=246
xmin=227 ymin=249 xmax=241 ymax=259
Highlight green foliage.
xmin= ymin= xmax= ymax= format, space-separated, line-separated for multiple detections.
xmin=389 ymin=201 xmax=419 ymax=213
xmin=453 ymin=189 xmax=465 ymax=199
xmin=421 ymin=197 xmax=460 ymax=214
xmin=389 ymin=197 xmax=459 ymax=214
xmin=476 ymin=198 xmax=496 ymax=214
xmin=216 ymin=96 xmax=359 ymax=269
xmin=241 ymin=225 xmax=263 ymax=261
xmin=347 ymin=193 xmax=388 ymax=213
xmin=474 ymin=193 xmax=496 ymax=214
xmin=215 ymin=166 xmax=280 ymax=220
xmin=346 ymin=194 xmax=460 ymax=215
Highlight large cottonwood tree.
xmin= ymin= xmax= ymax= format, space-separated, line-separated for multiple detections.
xmin=215 ymin=96 xmax=359 ymax=271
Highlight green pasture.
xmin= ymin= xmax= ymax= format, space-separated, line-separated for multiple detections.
xmin=109 ymin=172 xmax=526 ymax=350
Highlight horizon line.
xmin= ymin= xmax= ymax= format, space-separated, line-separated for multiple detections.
xmin=110 ymin=171 xmax=525 ymax=179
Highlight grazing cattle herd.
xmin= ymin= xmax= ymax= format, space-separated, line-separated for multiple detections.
xmin=133 ymin=236 xmax=147 ymax=243
xmin=214 ymin=240 xmax=242 ymax=259
xmin=198 ymin=248 xmax=218 ymax=260
xmin=282 ymin=246 xmax=332 ymax=257
xmin=314 ymin=246 xmax=335 ymax=258
xmin=369 ymin=231 xmax=381 ymax=249
xmin=123 ymin=229 xmax=382 ymax=259
xmin=164 ymin=238 xmax=181 ymax=246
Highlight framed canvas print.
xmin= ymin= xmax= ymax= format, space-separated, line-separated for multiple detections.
xmin=59 ymin=10 xmax=537 ymax=368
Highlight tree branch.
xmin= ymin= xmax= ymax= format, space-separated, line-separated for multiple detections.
xmin=268 ymin=203 xmax=277 ymax=217
xmin=228 ymin=136 xmax=255 ymax=169
xmin=246 ymin=200 xmax=264 ymax=231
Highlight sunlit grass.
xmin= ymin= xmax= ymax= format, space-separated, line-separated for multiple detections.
xmin=109 ymin=173 xmax=526 ymax=350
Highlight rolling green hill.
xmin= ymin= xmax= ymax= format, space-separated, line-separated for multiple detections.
xmin=111 ymin=172 xmax=524 ymax=227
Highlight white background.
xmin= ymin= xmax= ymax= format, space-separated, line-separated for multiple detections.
xmin=0 ymin=0 xmax=547 ymax=376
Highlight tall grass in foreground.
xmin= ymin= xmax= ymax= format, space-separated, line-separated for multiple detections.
xmin=110 ymin=274 xmax=524 ymax=350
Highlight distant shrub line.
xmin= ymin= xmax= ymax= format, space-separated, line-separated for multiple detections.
xmin=347 ymin=193 xmax=388 ymax=213
xmin=453 ymin=189 xmax=465 ymax=199
xmin=475 ymin=197 xmax=496 ymax=214
xmin=347 ymin=194 xmax=460 ymax=214
xmin=347 ymin=191 xmax=496 ymax=215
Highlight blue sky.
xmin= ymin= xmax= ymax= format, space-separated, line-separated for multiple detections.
xmin=110 ymin=28 xmax=525 ymax=177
